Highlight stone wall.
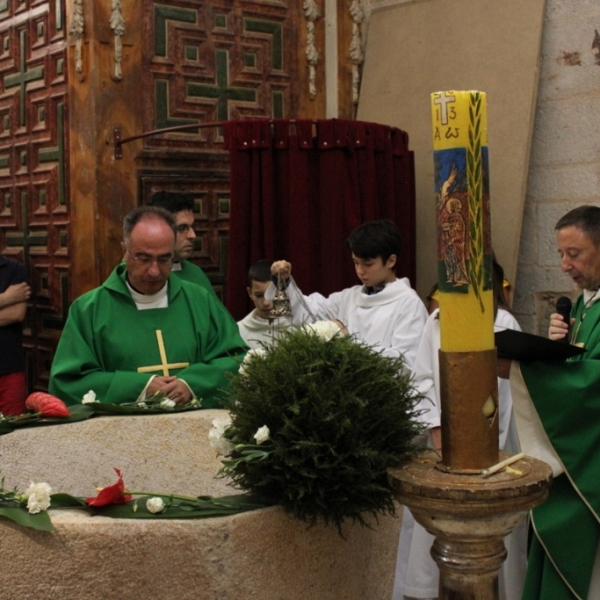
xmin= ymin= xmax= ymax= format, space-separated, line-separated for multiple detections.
xmin=514 ymin=0 xmax=600 ymax=333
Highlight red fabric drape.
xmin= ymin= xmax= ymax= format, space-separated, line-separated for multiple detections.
xmin=223 ymin=119 xmax=416 ymax=320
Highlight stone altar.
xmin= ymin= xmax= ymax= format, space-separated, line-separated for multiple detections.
xmin=0 ymin=409 xmax=401 ymax=600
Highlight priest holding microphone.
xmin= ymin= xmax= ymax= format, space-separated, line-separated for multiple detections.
xmin=503 ymin=205 xmax=600 ymax=600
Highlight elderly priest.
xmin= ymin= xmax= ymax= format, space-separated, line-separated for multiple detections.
xmin=49 ymin=206 xmax=247 ymax=407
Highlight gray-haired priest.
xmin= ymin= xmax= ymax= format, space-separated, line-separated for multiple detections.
xmin=49 ymin=206 xmax=247 ymax=407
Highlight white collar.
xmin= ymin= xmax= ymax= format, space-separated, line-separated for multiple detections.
xmin=583 ymin=287 xmax=600 ymax=306
xmin=126 ymin=280 xmax=169 ymax=309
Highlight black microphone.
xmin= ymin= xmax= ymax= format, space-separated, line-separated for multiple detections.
xmin=556 ymin=296 xmax=572 ymax=344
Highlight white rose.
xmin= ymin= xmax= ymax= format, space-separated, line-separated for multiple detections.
xmin=146 ymin=497 xmax=165 ymax=514
xmin=239 ymin=348 xmax=267 ymax=375
xmin=24 ymin=482 xmax=52 ymax=514
xmin=301 ymin=320 xmax=341 ymax=342
xmin=209 ymin=417 xmax=235 ymax=456
xmin=82 ymin=390 xmax=96 ymax=404
xmin=253 ymin=425 xmax=270 ymax=445
xmin=159 ymin=398 xmax=176 ymax=409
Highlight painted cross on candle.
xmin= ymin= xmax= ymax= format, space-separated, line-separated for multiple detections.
xmin=433 ymin=91 xmax=456 ymax=125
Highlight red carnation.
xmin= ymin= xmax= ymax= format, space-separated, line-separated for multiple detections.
xmin=25 ymin=392 xmax=71 ymax=418
xmin=86 ymin=468 xmax=132 ymax=506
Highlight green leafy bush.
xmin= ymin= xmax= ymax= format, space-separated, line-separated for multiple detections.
xmin=220 ymin=326 xmax=424 ymax=531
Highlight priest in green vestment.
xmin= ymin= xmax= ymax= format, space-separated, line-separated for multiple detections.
xmin=147 ymin=190 xmax=218 ymax=297
xmin=49 ymin=206 xmax=247 ymax=408
xmin=504 ymin=205 xmax=600 ymax=600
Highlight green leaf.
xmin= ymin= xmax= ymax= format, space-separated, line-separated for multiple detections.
xmin=84 ymin=402 xmax=202 ymax=416
xmin=49 ymin=493 xmax=88 ymax=508
xmin=85 ymin=494 xmax=271 ymax=520
xmin=0 ymin=405 xmax=95 ymax=436
xmin=0 ymin=507 xmax=53 ymax=531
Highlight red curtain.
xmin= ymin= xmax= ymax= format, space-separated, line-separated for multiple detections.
xmin=223 ymin=119 xmax=416 ymax=320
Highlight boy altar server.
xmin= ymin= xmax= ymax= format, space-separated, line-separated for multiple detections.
xmin=237 ymin=259 xmax=292 ymax=349
xmin=271 ymin=220 xmax=427 ymax=373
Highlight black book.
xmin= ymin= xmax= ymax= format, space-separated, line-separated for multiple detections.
xmin=495 ymin=329 xmax=585 ymax=362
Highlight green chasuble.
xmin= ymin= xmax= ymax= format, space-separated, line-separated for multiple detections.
xmin=519 ymin=294 xmax=600 ymax=600
xmin=171 ymin=259 xmax=219 ymax=301
xmin=49 ymin=264 xmax=247 ymax=408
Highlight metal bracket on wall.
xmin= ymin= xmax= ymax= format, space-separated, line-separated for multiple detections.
xmin=113 ymin=122 xmax=222 ymax=159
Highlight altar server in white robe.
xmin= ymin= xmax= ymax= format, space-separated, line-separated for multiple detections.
xmin=392 ymin=261 xmax=526 ymax=600
xmin=270 ymin=220 xmax=428 ymax=374
xmin=237 ymin=259 xmax=292 ymax=349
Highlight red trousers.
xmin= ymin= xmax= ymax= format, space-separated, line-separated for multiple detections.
xmin=0 ymin=371 xmax=27 ymax=416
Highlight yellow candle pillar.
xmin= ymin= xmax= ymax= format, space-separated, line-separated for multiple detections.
xmin=431 ymin=90 xmax=498 ymax=472
xmin=431 ymin=90 xmax=494 ymax=352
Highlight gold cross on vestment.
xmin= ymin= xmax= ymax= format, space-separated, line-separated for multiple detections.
xmin=137 ymin=330 xmax=190 ymax=376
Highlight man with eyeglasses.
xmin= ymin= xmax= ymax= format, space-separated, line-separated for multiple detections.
xmin=500 ymin=205 xmax=600 ymax=599
xmin=147 ymin=191 xmax=218 ymax=299
xmin=49 ymin=206 xmax=247 ymax=407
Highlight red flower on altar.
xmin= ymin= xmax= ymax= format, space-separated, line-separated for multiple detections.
xmin=86 ymin=468 xmax=132 ymax=506
xmin=25 ymin=392 xmax=71 ymax=418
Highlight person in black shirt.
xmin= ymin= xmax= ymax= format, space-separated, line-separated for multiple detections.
xmin=0 ymin=254 xmax=30 ymax=415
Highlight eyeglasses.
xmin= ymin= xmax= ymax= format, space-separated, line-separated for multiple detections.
xmin=125 ymin=248 xmax=173 ymax=267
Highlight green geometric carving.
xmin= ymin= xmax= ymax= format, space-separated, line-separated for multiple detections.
xmin=0 ymin=1 xmax=7 ymax=12
xmin=215 ymin=14 xmax=227 ymax=28
xmin=218 ymin=195 xmax=230 ymax=216
xmin=155 ymin=79 xmax=198 ymax=131
xmin=55 ymin=0 xmax=63 ymax=30
xmin=6 ymin=192 xmax=48 ymax=272
xmin=4 ymin=30 xmax=44 ymax=127
xmin=38 ymin=103 xmax=66 ymax=205
xmin=187 ymin=49 xmax=256 ymax=122
xmin=42 ymin=272 xmax=69 ymax=331
xmin=243 ymin=19 xmax=283 ymax=70
xmin=192 ymin=196 xmax=204 ymax=215
xmin=154 ymin=5 xmax=197 ymax=58
xmin=185 ymin=45 xmax=198 ymax=62
xmin=272 ymin=91 xmax=284 ymax=118
xmin=0 ymin=155 xmax=9 ymax=169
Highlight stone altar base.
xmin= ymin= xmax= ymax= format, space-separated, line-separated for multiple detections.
xmin=0 ymin=409 xmax=401 ymax=600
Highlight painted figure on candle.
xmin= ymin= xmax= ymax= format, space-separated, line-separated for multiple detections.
xmin=432 ymin=91 xmax=493 ymax=299
xmin=434 ymin=147 xmax=492 ymax=294
xmin=435 ymin=151 xmax=469 ymax=290
xmin=441 ymin=197 xmax=469 ymax=286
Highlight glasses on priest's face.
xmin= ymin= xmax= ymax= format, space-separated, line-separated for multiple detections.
xmin=125 ymin=248 xmax=173 ymax=269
